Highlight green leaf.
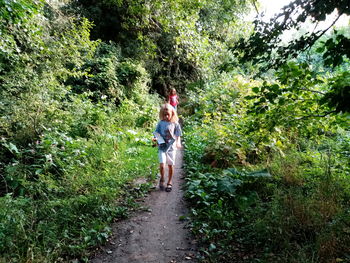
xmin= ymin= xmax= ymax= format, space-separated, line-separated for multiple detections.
xmin=316 ymin=46 xmax=325 ymax=53
xmin=5 ymin=142 xmax=19 ymax=154
xmin=209 ymin=243 xmax=216 ymax=251
xmin=246 ymin=169 xmax=271 ymax=178
xmin=217 ymin=176 xmax=242 ymax=195
xmin=252 ymin=87 xmax=260 ymax=93
xmin=224 ymin=168 xmax=242 ymax=176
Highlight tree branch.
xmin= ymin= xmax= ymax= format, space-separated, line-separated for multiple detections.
xmin=252 ymin=0 xmax=259 ymax=15
xmin=298 ymin=87 xmax=325 ymax=95
xmin=300 ymin=11 xmax=343 ymax=53
xmin=297 ymin=110 xmax=337 ymax=119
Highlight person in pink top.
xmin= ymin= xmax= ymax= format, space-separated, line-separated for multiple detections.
xmin=167 ymin=88 xmax=179 ymax=111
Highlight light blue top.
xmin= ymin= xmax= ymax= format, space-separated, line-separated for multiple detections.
xmin=154 ymin=120 xmax=182 ymax=151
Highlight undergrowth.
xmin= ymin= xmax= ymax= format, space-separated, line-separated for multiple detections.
xmin=0 ymin=131 xmax=158 ymax=263
xmin=183 ymin=75 xmax=350 ymax=263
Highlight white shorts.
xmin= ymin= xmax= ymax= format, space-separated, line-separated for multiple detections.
xmin=158 ymin=149 xmax=176 ymax=165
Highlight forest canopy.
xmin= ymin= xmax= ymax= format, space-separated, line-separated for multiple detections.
xmin=232 ymin=0 xmax=350 ymax=113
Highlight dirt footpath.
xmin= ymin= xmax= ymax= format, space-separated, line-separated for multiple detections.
xmin=89 ymin=150 xmax=198 ymax=263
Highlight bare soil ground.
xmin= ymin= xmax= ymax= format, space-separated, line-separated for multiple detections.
xmin=89 ymin=150 xmax=199 ymax=263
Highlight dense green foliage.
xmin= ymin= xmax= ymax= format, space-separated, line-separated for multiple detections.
xmin=0 ymin=0 xmax=255 ymax=261
xmin=67 ymin=0 xmax=254 ymax=95
xmin=0 ymin=1 xmax=160 ymax=262
xmin=1 ymin=0 xmax=349 ymax=262
xmin=182 ymin=4 xmax=350 ymax=262
xmin=183 ymin=69 xmax=350 ymax=262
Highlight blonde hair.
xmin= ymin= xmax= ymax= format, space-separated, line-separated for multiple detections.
xmin=159 ymin=103 xmax=178 ymax=123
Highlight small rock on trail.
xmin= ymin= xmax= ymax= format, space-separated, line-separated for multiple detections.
xmin=89 ymin=150 xmax=198 ymax=263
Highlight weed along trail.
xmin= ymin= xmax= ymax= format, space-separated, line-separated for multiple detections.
xmin=90 ymin=149 xmax=198 ymax=263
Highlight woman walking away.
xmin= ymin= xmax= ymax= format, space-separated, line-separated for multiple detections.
xmin=153 ymin=104 xmax=182 ymax=192
xmin=167 ymin=88 xmax=179 ymax=111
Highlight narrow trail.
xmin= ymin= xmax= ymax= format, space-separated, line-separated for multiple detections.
xmin=90 ymin=150 xmax=198 ymax=263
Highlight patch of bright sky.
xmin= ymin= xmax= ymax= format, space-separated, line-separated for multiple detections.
xmin=247 ymin=0 xmax=350 ymax=38
xmin=257 ymin=0 xmax=292 ymax=20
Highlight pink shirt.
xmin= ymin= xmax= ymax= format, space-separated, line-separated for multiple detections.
xmin=168 ymin=95 xmax=178 ymax=107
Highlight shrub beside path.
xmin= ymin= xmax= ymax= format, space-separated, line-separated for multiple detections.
xmin=90 ymin=149 xmax=198 ymax=263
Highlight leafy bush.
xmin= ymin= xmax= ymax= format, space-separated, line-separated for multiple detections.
xmin=0 ymin=2 xmax=161 ymax=262
xmin=183 ymin=71 xmax=350 ymax=262
xmin=0 ymin=128 xmax=158 ymax=262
